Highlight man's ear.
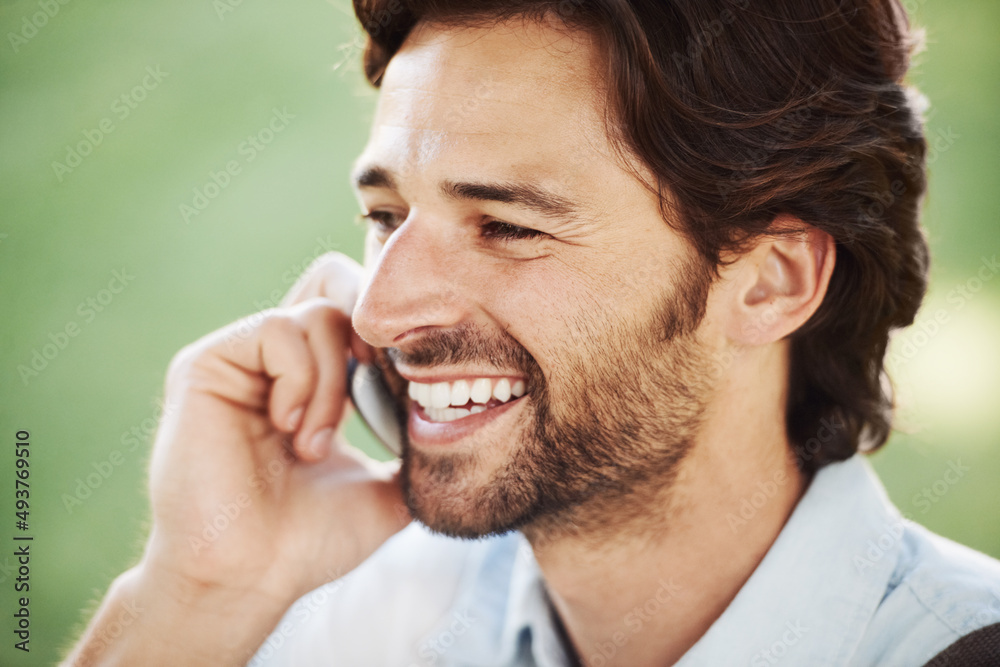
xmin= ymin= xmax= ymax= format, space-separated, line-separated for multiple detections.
xmin=723 ymin=217 xmax=836 ymax=346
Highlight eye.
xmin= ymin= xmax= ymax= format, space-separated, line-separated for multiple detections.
xmin=480 ymin=220 xmax=545 ymax=242
xmin=360 ymin=210 xmax=403 ymax=239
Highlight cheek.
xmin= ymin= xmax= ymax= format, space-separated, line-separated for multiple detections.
xmin=482 ymin=262 xmax=622 ymax=371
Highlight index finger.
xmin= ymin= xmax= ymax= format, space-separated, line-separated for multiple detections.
xmin=282 ymin=251 xmax=363 ymax=312
xmin=282 ymin=250 xmax=375 ymax=364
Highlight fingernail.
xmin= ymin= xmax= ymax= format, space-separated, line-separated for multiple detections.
xmin=287 ymin=407 xmax=305 ymax=431
xmin=308 ymin=428 xmax=334 ymax=459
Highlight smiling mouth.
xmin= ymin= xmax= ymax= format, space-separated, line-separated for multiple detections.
xmin=407 ymin=377 xmax=527 ymax=423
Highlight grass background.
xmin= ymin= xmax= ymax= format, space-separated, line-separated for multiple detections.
xmin=1 ymin=0 xmax=998 ymax=663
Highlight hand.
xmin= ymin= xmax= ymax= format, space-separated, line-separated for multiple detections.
xmin=64 ymin=252 xmax=412 ymax=666
xmin=144 ymin=251 xmax=408 ymax=605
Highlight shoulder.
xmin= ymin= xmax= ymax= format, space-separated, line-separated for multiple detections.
xmin=249 ymin=522 xmax=517 ymax=666
xmin=858 ymin=519 xmax=1000 ymax=665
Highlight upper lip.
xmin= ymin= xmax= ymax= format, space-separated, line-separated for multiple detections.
xmin=394 ymin=366 xmax=527 ymax=385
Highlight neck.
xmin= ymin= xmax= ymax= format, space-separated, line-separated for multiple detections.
xmin=524 ymin=344 xmax=806 ymax=667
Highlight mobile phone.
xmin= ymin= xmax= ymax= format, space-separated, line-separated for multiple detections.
xmin=346 ymin=357 xmax=403 ymax=457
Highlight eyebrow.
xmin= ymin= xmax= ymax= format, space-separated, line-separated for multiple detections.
xmin=442 ymin=180 xmax=577 ymax=219
xmin=353 ymin=166 xmax=396 ymax=190
xmin=352 ymin=165 xmax=579 ymax=219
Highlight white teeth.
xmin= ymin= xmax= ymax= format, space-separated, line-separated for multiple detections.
xmin=430 ymin=382 xmax=452 ymax=409
xmin=493 ymin=378 xmax=511 ymax=402
xmin=407 ymin=376 xmax=528 ymax=421
xmin=413 ymin=382 xmax=431 ymax=408
xmin=470 ymin=378 xmax=492 ymax=404
xmin=450 ymin=379 xmax=471 ymax=407
xmin=424 ymin=406 xmax=472 ymax=423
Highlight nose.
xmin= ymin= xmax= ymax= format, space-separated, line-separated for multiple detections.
xmin=353 ymin=215 xmax=468 ymax=349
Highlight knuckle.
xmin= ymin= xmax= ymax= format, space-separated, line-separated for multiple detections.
xmin=301 ymin=298 xmax=348 ymax=326
xmin=165 ymin=341 xmax=205 ymax=392
xmin=285 ymin=252 xmax=362 ymax=310
xmin=284 ymin=300 xmax=348 ymax=341
xmin=307 ymin=251 xmax=359 ymax=276
xmin=309 ymin=253 xmax=362 ymax=295
xmin=258 ymin=308 xmax=296 ymax=337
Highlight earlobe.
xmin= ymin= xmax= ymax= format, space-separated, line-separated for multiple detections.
xmin=726 ymin=221 xmax=835 ymax=346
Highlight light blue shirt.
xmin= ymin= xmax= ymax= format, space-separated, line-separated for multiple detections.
xmin=250 ymin=456 xmax=1000 ymax=666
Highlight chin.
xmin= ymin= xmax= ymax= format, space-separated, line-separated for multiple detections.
xmin=400 ymin=442 xmax=545 ymax=540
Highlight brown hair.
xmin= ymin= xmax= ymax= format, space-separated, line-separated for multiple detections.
xmin=352 ymin=0 xmax=929 ymax=473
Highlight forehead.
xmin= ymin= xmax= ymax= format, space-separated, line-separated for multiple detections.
xmin=361 ymin=19 xmax=625 ymax=193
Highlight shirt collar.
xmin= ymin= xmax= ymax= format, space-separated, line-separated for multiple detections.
xmin=676 ymin=455 xmax=903 ymax=666
xmin=440 ymin=530 xmax=567 ymax=666
xmin=437 ymin=455 xmax=900 ymax=667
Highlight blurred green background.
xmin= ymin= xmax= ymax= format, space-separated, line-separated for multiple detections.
xmin=0 ymin=0 xmax=998 ymax=664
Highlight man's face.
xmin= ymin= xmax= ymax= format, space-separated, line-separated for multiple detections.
xmin=352 ymin=19 xmax=718 ymax=538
